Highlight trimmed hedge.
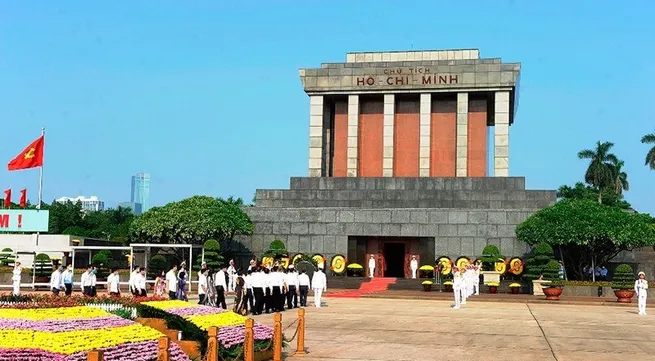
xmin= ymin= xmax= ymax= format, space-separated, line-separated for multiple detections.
xmin=612 ymin=264 xmax=635 ymax=290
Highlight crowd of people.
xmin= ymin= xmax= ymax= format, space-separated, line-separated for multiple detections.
xmin=193 ymin=259 xmax=328 ymax=315
xmin=451 ymin=262 xmax=481 ymax=310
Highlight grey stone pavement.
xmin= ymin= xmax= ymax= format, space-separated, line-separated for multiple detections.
xmin=251 ymin=297 xmax=655 ymax=361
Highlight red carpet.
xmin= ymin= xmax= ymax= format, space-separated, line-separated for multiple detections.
xmin=327 ymin=278 xmax=397 ymax=298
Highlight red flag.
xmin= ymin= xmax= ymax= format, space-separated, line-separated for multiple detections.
xmin=3 ymin=189 xmax=10 ymax=208
xmin=19 ymin=189 xmax=26 ymax=208
xmin=8 ymin=135 xmax=44 ymax=171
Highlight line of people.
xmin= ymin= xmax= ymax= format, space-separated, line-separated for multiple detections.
xmin=197 ymin=260 xmax=328 ymax=315
xmin=452 ymin=262 xmax=480 ymax=309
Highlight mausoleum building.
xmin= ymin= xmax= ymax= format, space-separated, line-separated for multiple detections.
xmin=239 ymin=49 xmax=557 ymax=277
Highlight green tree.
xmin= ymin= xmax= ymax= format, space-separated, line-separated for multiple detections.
xmin=542 ymin=260 xmax=562 ymax=282
xmin=0 ymin=248 xmax=16 ymax=267
xmin=200 ymin=239 xmax=224 ymax=270
xmin=577 ymin=141 xmax=619 ymax=203
xmin=48 ymin=200 xmax=84 ymax=234
xmin=612 ymin=264 xmax=635 ymax=290
xmin=265 ymin=240 xmax=288 ymax=259
xmin=129 ymin=196 xmax=254 ymax=245
xmin=34 ymin=253 xmax=52 ymax=277
xmin=147 ymin=255 xmax=168 ymax=279
xmin=609 ymin=159 xmax=629 ymax=196
xmin=516 ymin=199 xmax=655 ymax=279
xmin=523 ymin=242 xmax=556 ymax=281
xmin=479 ymin=245 xmax=504 ymax=271
xmin=557 ymin=182 xmax=631 ymax=209
xmin=642 ymin=132 xmax=655 ymax=170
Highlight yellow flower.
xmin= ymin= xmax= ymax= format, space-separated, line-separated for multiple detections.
xmin=486 ymin=282 xmax=500 ymax=287
xmin=509 ymin=283 xmax=521 ymax=288
xmin=0 ymin=324 xmax=162 ymax=355
xmin=419 ymin=265 xmax=434 ymax=271
xmin=421 ymin=280 xmax=433 ymax=285
xmin=141 ymin=300 xmax=199 ymax=310
xmin=347 ymin=263 xmax=363 ymax=269
xmin=443 ymin=281 xmax=453 ymax=286
xmin=186 ymin=312 xmax=247 ymax=331
xmin=0 ymin=306 xmax=108 ymax=320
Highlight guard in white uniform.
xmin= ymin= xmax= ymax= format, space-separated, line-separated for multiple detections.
xmin=227 ymin=260 xmax=237 ymax=293
xmin=452 ymin=267 xmax=464 ymax=309
xmin=410 ymin=256 xmax=418 ymax=279
xmin=473 ymin=263 xmax=481 ymax=295
xmin=368 ymin=255 xmax=376 ymax=278
xmin=311 ymin=266 xmax=327 ymax=308
xmin=636 ymin=271 xmax=649 ymax=316
xmin=12 ymin=261 xmax=22 ymax=296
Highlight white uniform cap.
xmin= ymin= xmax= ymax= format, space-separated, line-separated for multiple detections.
xmin=638 ymin=271 xmax=646 ymax=276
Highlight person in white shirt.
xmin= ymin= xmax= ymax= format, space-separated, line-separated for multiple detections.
xmin=198 ymin=269 xmax=208 ymax=304
xmin=311 ymin=266 xmax=327 ymax=308
xmin=227 ymin=260 xmax=237 ymax=293
xmin=473 ymin=262 xmax=481 ymax=296
xmin=136 ymin=268 xmax=148 ymax=297
xmin=12 ymin=261 xmax=22 ymax=296
xmin=263 ymin=267 xmax=273 ymax=313
xmin=251 ymin=267 xmax=265 ymax=315
xmin=635 ymin=271 xmax=649 ymax=316
xmin=285 ymin=265 xmax=299 ymax=309
xmin=50 ymin=266 xmax=63 ymax=296
xmin=247 ymin=259 xmax=256 ymax=272
xmin=298 ymin=270 xmax=310 ymax=307
xmin=90 ymin=266 xmax=98 ymax=297
xmin=81 ymin=265 xmax=93 ymax=296
xmin=368 ymin=255 xmax=376 ymax=278
xmin=129 ymin=266 xmax=141 ymax=296
xmin=62 ymin=264 xmax=74 ymax=296
xmin=410 ymin=255 xmax=418 ymax=279
xmin=107 ymin=268 xmax=121 ymax=297
xmin=270 ymin=267 xmax=284 ymax=312
xmin=244 ymin=270 xmax=254 ymax=313
xmin=214 ymin=266 xmax=228 ymax=309
xmin=165 ymin=265 xmax=178 ymax=300
xmin=452 ymin=267 xmax=464 ymax=309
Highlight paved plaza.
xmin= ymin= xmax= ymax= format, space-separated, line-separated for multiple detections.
xmin=253 ymin=297 xmax=655 ymax=361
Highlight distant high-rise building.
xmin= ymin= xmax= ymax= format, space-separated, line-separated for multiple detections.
xmin=56 ymin=196 xmax=105 ymax=212
xmin=130 ymin=173 xmax=151 ymax=212
xmin=117 ymin=201 xmax=143 ymax=215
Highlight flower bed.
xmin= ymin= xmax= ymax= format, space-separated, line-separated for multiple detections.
xmin=139 ymin=300 xmax=273 ymax=359
xmin=0 ymin=304 xmax=189 ymax=361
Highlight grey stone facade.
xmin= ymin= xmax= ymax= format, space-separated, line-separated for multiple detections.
xmin=237 ymin=177 xmax=557 ymax=263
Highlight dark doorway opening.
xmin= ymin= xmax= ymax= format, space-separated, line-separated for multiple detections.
xmin=384 ymin=243 xmax=405 ymax=277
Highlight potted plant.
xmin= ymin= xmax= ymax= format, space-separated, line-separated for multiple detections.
xmin=34 ymin=253 xmax=52 ymax=283
xmin=612 ymin=263 xmax=636 ymax=303
xmin=541 ymin=260 xmax=564 ymax=301
xmin=486 ymin=282 xmax=499 ymax=294
xmin=443 ymin=281 xmax=453 ymax=292
xmin=346 ymin=263 xmax=364 ymax=277
xmin=422 ymin=280 xmax=433 ymax=292
xmin=509 ymin=283 xmax=521 ymax=294
xmin=479 ymin=245 xmax=505 ymax=285
xmin=418 ymin=265 xmax=434 ymax=279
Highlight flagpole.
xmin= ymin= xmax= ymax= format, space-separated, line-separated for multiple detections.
xmin=35 ymin=128 xmax=45 ymax=247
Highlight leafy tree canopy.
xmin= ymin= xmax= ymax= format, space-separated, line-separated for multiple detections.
xmin=129 ymin=196 xmax=253 ymax=245
xmin=642 ymin=132 xmax=655 ymax=170
xmin=516 ymin=199 xmax=655 ymax=279
xmin=557 ymin=182 xmax=631 ymax=209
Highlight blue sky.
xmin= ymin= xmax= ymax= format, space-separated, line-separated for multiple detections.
xmin=1 ymin=1 xmax=654 ymax=214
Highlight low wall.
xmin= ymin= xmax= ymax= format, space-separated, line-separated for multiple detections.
xmin=561 ymin=286 xmax=615 ymax=298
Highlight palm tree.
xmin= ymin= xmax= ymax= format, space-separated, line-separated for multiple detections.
xmin=609 ymin=159 xmax=629 ymax=196
xmin=577 ymin=141 xmax=618 ymax=203
xmin=642 ymin=133 xmax=655 ymax=170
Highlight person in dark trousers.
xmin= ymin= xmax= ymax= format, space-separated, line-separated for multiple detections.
xmin=252 ymin=268 xmax=264 ymax=315
xmin=271 ymin=266 xmax=283 ymax=312
xmin=286 ymin=265 xmax=299 ymax=309
xmin=214 ymin=266 xmax=228 ymax=309
xmin=298 ymin=270 xmax=310 ymax=307
xmin=62 ymin=264 xmax=73 ymax=296
xmin=263 ymin=267 xmax=272 ymax=313
xmin=245 ymin=269 xmax=255 ymax=313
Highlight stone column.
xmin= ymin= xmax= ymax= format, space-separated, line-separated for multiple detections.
xmin=347 ymin=95 xmax=359 ymax=177
xmin=383 ymin=94 xmax=395 ymax=177
xmin=456 ymin=93 xmax=468 ymax=177
xmin=308 ymin=95 xmax=324 ymax=177
xmin=494 ymin=91 xmax=510 ymax=177
xmin=419 ymin=93 xmax=431 ymax=177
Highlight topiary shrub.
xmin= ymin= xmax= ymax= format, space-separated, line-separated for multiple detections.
xmin=34 ymin=253 xmax=52 ymax=277
xmin=523 ymin=242 xmax=556 ymax=280
xmin=0 ymin=248 xmax=16 ymax=267
xmin=92 ymin=250 xmax=113 ymax=279
xmin=265 ymin=239 xmax=288 ymax=259
xmin=542 ymin=260 xmax=562 ymax=284
xmin=480 ymin=245 xmax=504 ymax=271
xmin=202 ymin=239 xmax=223 ymax=270
xmin=612 ymin=264 xmax=635 ymax=290
xmin=147 ymin=255 xmax=168 ymax=279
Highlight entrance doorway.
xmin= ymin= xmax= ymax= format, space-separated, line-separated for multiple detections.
xmin=384 ymin=243 xmax=405 ymax=277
